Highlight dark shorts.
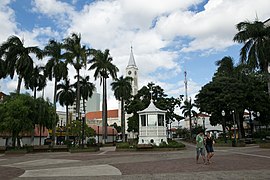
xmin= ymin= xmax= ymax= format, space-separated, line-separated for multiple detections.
xmin=205 ymin=145 xmax=214 ymax=153
xmin=196 ymin=147 xmax=205 ymax=156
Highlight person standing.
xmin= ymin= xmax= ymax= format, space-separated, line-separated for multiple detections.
xmin=205 ymin=132 xmax=215 ymax=164
xmin=196 ymin=130 xmax=206 ymax=164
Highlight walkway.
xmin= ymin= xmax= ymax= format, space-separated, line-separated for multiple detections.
xmin=0 ymin=144 xmax=269 ymax=179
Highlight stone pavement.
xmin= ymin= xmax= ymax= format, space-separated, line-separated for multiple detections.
xmin=0 ymin=142 xmax=269 ymax=180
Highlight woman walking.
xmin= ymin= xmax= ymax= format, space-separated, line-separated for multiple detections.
xmin=205 ymin=132 xmax=215 ymax=164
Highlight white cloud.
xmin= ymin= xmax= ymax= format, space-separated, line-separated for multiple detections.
xmin=0 ymin=0 xmax=17 ymax=42
xmin=1 ymin=0 xmax=270 ymax=111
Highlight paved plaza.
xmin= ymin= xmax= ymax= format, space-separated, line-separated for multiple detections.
xmin=0 ymin=142 xmax=270 ymax=180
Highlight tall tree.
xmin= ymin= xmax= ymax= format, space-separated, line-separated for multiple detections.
xmin=126 ymin=83 xmax=183 ymax=134
xmin=180 ymin=98 xmax=197 ymax=138
xmin=44 ymin=39 xmax=68 ymax=145
xmin=233 ymin=19 xmax=270 ymax=95
xmin=56 ymin=79 xmax=76 ymax=141
xmin=0 ymin=93 xmax=35 ymax=147
xmin=63 ymin=33 xmax=88 ymax=121
xmin=89 ymin=49 xmax=119 ymax=143
xmin=74 ymin=75 xmax=96 ymax=114
xmin=74 ymin=75 xmax=95 ymax=146
xmin=111 ymin=76 xmax=133 ymax=142
xmin=25 ymin=65 xmax=47 ymax=99
xmin=0 ymin=36 xmax=43 ymax=94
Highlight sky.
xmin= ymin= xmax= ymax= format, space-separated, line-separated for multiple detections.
xmin=0 ymin=0 xmax=270 ymax=112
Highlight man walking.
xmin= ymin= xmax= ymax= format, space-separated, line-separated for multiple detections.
xmin=196 ymin=130 xmax=206 ymax=164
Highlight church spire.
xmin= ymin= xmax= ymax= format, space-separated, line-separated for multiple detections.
xmin=127 ymin=46 xmax=137 ymax=68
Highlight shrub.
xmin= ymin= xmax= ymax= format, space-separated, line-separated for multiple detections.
xmin=87 ymin=138 xmax=96 ymax=147
xmin=116 ymin=142 xmax=131 ymax=149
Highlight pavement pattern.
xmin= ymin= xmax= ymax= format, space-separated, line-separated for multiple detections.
xmin=0 ymin=142 xmax=269 ymax=180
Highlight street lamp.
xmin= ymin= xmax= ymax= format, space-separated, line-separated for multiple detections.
xmin=81 ymin=113 xmax=85 ymax=148
xmin=221 ymin=110 xmax=227 ymax=143
xmin=257 ymin=112 xmax=260 ymax=132
xmin=202 ymin=117 xmax=205 ymax=132
xmin=232 ymin=110 xmax=237 ymax=146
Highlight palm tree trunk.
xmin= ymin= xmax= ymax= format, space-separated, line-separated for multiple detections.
xmin=39 ymin=124 xmax=42 ymax=146
xmin=268 ymin=72 xmax=270 ymax=97
xmin=52 ymin=79 xmax=57 ymax=146
xmin=16 ymin=76 xmax=22 ymax=94
xmin=66 ymin=105 xmax=69 ymax=142
xmin=104 ymin=78 xmax=108 ymax=143
xmin=102 ymin=77 xmax=107 ymax=144
xmin=121 ymin=98 xmax=125 ymax=142
xmin=189 ymin=113 xmax=192 ymax=138
xmin=34 ymin=87 xmax=37 ymax=99
xmin=76 ymin=69 xmax=80 ymax=120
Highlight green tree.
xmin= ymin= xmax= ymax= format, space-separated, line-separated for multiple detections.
xmin=25 ymin=65 xmax=47 ymax=99
xmin=89 ymin=49 xmax=118 ymax=143
xmin=63 ymin=33 xmax=88 ymax=121
xmin=0 ymin=36 xmax=43 ymax=94
xmin=34 ymin=97 xmax=58 ymax=145
xmin=126 ymin=83 xmax=183 ymax=133
xmin=233 ymin=19 xmax=270 ymax=95
xmin=0 ymin=93 xmax=35 ymax=147
xmin=73 ymin=75 xmax=95 ymax=146
xmin=111 ymin=76 xmax=133 ymax=142
xmin=74 ymin=75 xmax=96 ymax=114
xmin=67 ymin=120 xmax=95 ymax=145
xmin=56 ymin=79 xmax=76 ymax=141
xmin=180 ymin=98 xmax=197 ymax=138
xmin=44 ymin=39 xmax=68 ymax=145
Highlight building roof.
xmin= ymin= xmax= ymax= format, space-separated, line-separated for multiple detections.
xmin=86 ymin=109 xmax=118 ymax=120
xmin=127 ymin=46 xmax=137 ymax=68
xmin=138 ymin=100 xmax=166 ymax=113
xmin=0 ymin=126 xmax=49 ymax=137
xmin=0 ymin=92 xmax=7 ymax=102
xmin=89 ymin=125 xmax=118 ymax=135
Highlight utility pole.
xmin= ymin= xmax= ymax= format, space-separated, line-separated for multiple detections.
xmin=184 ymin=71 xmax=188 ymax=102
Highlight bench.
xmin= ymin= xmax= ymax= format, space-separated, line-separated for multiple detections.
xmin=0 ymin=146 xmax=6 ymax=153
xmin=51 ymin=145 xmax=68 ymax=152
xmin=33 ymin=145 xmax=50 ymax=152
xmin=244 ymin=138 xmax=255 ymax=144
xmin=137 ymin=144 xmax=153 ymax=150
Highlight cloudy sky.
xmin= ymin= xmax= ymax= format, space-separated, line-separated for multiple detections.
xmin=0 ymin=0 xmax=269 ymax=111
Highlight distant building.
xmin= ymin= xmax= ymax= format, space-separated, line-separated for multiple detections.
xmin=85 ymin=91 xmax=100 ymax=112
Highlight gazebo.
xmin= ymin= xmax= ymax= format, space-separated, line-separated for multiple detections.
xmin=138 ymin=99 xmax=167 ymax=146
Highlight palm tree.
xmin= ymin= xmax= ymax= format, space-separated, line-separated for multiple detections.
xmin=111 ymin=76 xmax=133 ymax=142
xmin=74 ymin=75 xmax=96 ymax=114
xmin=56 ymin=79 xmax=76 ymax=141
xmin=73 ymin=75 xmax=95 ymax=146
xmin=0 ymin=36 xmax=43 ymax=94
xmin=0 ymin=58 xmax=7 ymax=79
xmin=181 ymin=98 xmax=197 ymax=138
xmin=89 ymin=49 xmax=119 ymax=143
xmin=233 ymin=19 xmax=270 ymax=95
xmin=63 ymin=33 xmax=88 ymax=121
xmin=44 ymin=39 xmax=68 ymax=145
xmin=25 ymin=65 xmax=47 ymax=99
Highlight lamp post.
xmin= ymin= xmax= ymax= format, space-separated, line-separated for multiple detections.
xmin=232 ymin=110 xmax=237 ymax=146
xmin=97 ymin=125 xmax=100 ymax=144
xmin=81 ymin=113 xmax=85 ymax=148
xmin=202 ymin=117 xmax=205 ymax=132
xmin=221 ymin=110 xmax=227 ymax=143
xmin=257 ymin=112 xmax=260 ymax=132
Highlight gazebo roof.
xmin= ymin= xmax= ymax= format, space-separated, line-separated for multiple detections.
xmin=138 ymin=100 xmax=166 ymax=113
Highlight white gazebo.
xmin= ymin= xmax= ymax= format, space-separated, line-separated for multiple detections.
xmin=138 ymin=99 xmax=167 ymax=146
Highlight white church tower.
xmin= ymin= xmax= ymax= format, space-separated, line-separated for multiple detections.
xmin=126 ymin=46 xmax=138 ymax=96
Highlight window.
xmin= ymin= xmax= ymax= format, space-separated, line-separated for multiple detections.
xmin=158 ymin=114 xmax=164 ymax=126
xmin=141 ymin=115 xmax=146 ymax=126
xmin=148 ymin=114 xmax=156 ymax=126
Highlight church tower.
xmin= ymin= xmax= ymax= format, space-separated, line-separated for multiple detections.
xmin=126 ymin=46 xmax=138 ymax=96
